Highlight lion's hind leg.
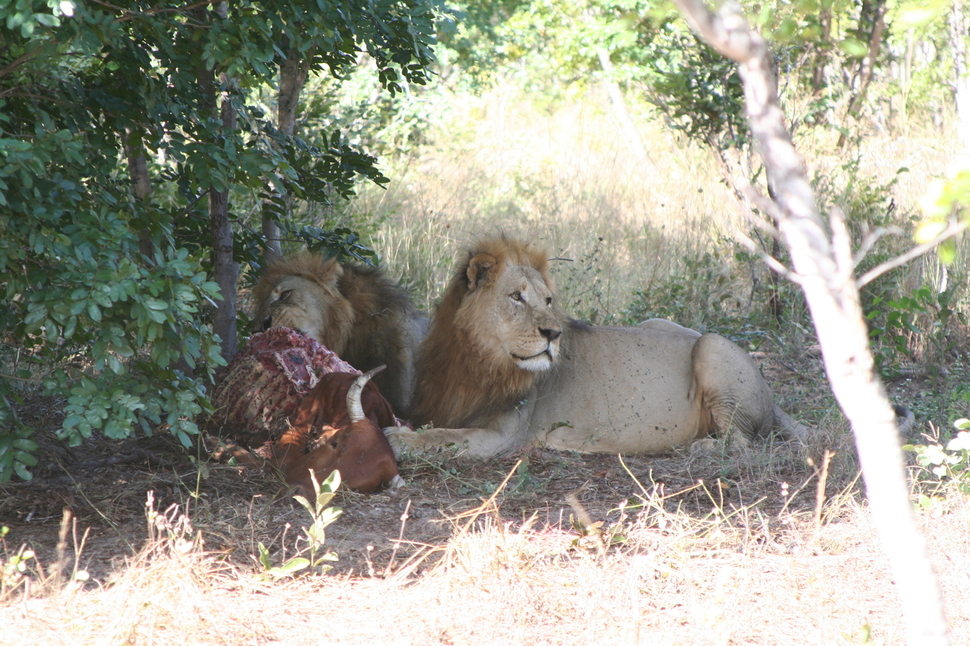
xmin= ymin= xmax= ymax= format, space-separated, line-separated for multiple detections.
xmin=691 ymin=333 xmax=776 ymax=446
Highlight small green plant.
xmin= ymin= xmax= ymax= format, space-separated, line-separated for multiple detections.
xmin=904 ymin=418 xmax=970 ymax=496
xmin=259 ymin=470 xmax=343 ymax=580
xmin=866 ymin=284 xmax=967 ymax=377
xmin=1 ymin=526 xmax=36 ymax=599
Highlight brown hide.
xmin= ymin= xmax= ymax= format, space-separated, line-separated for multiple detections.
xmin=274 ymin=370 xmax=399 ymax=496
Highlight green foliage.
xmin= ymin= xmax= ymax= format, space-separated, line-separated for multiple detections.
xmin=0 ymin=414 xmax=39 ymax=484
xmin=0 ymin=541 xmax=35 ymax=599
xmin=0 ymin=0 xmax=442 ymax=482
xmin=259 ymin=470 xmax=343 ymax=579
xmin=636 ymin=20 xmax=749 ymax=151
xmin=865 ymin=285 xmax=967 ymax=377
xmin=620 ymin=246 xmax=779 ymax=344
xmin=904 ymin=419 xmax=970 ymax=497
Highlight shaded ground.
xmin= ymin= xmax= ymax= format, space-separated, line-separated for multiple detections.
xmin=1 ymin=353 xmax=838 ymax=586
xmin=4 ymin=352 xmax=970 ymax=645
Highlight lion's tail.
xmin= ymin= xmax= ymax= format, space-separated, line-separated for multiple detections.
xmin=772 ymin=405 xmax=811 ymax=443
xmin=772 ymin=403 xmax=916 ymax=444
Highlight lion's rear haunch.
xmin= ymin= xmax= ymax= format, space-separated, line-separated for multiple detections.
xmin=250 ymin=252 xmax=425 ymax=412
xmin=401 ymin=235 xmax=800 ymax=458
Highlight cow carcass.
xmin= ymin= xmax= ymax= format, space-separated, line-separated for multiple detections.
xmin=208 ymin=327 xmax=404 ymax=493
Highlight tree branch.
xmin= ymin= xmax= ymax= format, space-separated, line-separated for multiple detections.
xmin=673 ymin=2 xmax=951 ymax=644
xmin=857 ymin=220 xmax=969 ymax=288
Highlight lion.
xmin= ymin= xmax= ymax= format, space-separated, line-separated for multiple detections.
xmin=250 ymin=252 xmax=427 ymax=413
xmin=388 ymin=235 xmax=808 ymax=458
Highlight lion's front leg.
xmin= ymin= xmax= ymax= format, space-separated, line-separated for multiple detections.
xmin=383 ymin=425 xmax=524 ymax=459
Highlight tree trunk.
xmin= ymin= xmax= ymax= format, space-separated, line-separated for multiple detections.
xmin=839 ymin=0 xmax=887 ymax=147
xmin=809 ymin=10 xmax=831 ymax=94
xmin=260 ymin=42 xmax=314 ymax=267
xmin=197 ymin=2 xmax=238 ymax=362
xmin=950 ymin=1 xmax=970 ymax=151
xmin=124 ymin=131 xmax=155 ymax=262
xmin=594 ymin=46 xmax=657 ymax=173
xmin=211 ymin=88 xmax=239 ymax=363
xmin=847 ymin=0 xmax=887 ymax=116
xmin=672 ymin=2 xmax=949 ymax=644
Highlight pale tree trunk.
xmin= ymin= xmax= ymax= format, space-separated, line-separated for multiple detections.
xmin=672 ymin=2 xmax=949 ymax=644
xmin=261 ymin=41 xmax=314 ymax=267
xmin=949 ymin=1 xmax=970 ymax=152
xmin=594 ymin=47 xmax=657 ymax=173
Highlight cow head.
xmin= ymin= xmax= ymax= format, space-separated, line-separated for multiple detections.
xmin=273 ymin=366 xmax=401 ymax=497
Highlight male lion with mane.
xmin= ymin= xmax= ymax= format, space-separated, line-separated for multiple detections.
xmin=389 ymin=235 xmax=807 ymax=457
xmin=251 ymin=252 xmax=426 ymax=412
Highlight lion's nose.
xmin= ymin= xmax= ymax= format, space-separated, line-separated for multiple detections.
xmin=539 ymin=326 xmax=561 ymax=342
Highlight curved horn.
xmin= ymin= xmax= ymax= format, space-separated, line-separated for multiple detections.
xmin=347 ymin=365 xmax=386 ymax=423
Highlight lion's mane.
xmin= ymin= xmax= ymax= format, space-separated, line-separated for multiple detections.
xmin=409 ymin=236 xmax=563 ymax=428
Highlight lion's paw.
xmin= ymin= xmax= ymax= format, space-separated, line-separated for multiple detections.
xmin=689 ymin=437 xmax=719 ymax=453
xmin=383 ymin=426 xmax=420 ymax=460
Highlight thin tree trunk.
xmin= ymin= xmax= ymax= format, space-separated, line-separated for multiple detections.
xmin=211 ymin=87 xmax=238 ymax=362
xmin=950 ymin=1 xmax=970 ymax=151
xmin=839 ymin=0 xmax=887 ymax=147
xmin=197 ymin=2 xmax=238 ymax=362
xmin=124 ymin=130 xmax=155 ymax=262
xmin=672 ymin=2 xmax=949 ymax=644
xmin=260 ymin=42 xmax=314 ymax=266
xmin=594 ymin=47 xmax=657 ymax=173
xmin=809 ymin=10 xmax=831 ymax=94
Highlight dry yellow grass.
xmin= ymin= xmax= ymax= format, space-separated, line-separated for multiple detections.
xmin=4 ymin=467 xmax=970 ymax=646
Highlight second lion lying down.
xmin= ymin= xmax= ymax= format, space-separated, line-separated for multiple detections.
xmin=388 ymin=235 xmax=806 ymax=458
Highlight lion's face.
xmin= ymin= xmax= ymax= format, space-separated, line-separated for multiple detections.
xmin=254 ymin=276 xmax=331 ymax=342
xmin=461 ymin=251 xmax=563 ymax=374
xmin=250 ymin=256 xmax=353 ymax=354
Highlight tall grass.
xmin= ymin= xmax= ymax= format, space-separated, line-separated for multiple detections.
xmin=349 ymin=87 xmax=744 ymax=316
xmin=337 ymin=84 xmax=967 ymax=351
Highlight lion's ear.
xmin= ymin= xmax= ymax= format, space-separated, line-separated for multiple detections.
xmin=466 ymin=253 xmax=497 ymax=291
xmin=319 ymin=257 xmax=344 ymax=288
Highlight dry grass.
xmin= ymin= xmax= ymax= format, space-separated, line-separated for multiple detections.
xmin=4 ymin=84 xmax=970 ymax=644
xmin=4 ymin=436 xmax=970 ymax=645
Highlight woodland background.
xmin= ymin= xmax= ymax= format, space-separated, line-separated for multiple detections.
xmin=2 ymin=1 xmax=970 ymax=644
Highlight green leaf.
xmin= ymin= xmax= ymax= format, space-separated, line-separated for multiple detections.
xmin=838 ymin=38 xmax=868 ymax=59
xmin=144 ymin=299 xmax=168 ymax=311
xmin=268 ymin=558 xmax=310 ymax=578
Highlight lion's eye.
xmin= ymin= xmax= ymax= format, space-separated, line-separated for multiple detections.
xmin=277 ymin=289 xmax=293 ymax=302
xmin=510 ymin=292 xmax=524 ymax=303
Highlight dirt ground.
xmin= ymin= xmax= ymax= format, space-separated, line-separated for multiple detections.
xmin=0 ymin=411 xmax=820 ymax=585
xmin=0 ymin=353 xmax=832 ymax=585
xmin=2 ymin=352 xmax=966 ymax=645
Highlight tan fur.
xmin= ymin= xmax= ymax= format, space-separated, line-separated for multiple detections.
xmin=251 ymin=252 xmax=425 ymax=413
xmin=394 ymin=236 xmax=808 ymax=459
xmin=409 ymin=237 xmax=560 ymax=428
